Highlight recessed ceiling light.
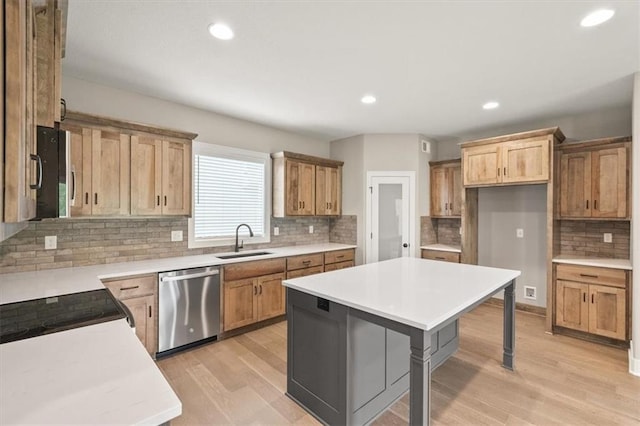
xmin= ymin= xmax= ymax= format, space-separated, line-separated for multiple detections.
xmin=208 ymin=23 xmax=234 ymax=40
xmin=580 ymin=9 xmax=615 ymax=27
xmin=361 ymin=95 xmax=376 ymax=104
xmin=482 ymin=101 xmax=500 ymax=110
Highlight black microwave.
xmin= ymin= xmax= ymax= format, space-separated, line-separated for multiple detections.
xmin=35 ymin=125 xmax=69 ymax=219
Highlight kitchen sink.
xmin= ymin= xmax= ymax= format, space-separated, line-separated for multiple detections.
xmin=216 ymin=251 xmax=272 ymax=260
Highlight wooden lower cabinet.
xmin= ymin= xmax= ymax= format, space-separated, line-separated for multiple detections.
xmin=554 ymin=264 xmax=628 ymax=341
xmin=421 ymin=249 xmax=460 ymax=263
xmin=223 ymin=272 xmax=286 ymax=332
xmin=102 ymin=274 xmax=158 ymax=357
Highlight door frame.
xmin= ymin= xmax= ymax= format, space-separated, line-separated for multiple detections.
xmin=365 ymin=171 xmax=416 ymax=263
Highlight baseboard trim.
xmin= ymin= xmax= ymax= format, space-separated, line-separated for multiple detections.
xmin=629 ymin=342 xmax=640 ymax=377
xmin=483 ymin=297 xmax=546 ymax=317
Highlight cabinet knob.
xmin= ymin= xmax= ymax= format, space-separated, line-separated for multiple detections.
xmin=402 ymin=243 xmax=409 ymax=248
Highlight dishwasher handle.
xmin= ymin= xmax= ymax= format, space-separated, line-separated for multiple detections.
xmin=160 ymin=270 xmax=220 ymax=282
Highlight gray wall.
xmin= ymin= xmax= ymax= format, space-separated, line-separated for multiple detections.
xmin=478 ymin=185 xmax=547 ymax=307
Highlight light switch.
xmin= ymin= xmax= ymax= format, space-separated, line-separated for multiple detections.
xmin=309 ymin=225 xmax=314 ymax=234
xmin=516 ymin=228 xmax=524 ymax=238
xmin=44 ymin=236 xmax=57 ymax=250
xmin=171 ymin=230 xmax=183 ymax=242
xmin=603 ymin=233 xmax=612 ymax=243
xmin=274 ymin=227 xmax=280 ymax=236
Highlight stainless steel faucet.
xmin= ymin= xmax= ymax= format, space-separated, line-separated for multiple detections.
xmin=234 ymin=224 xmax=254 ymax=252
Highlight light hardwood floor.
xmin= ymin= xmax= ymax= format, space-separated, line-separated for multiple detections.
xmin=157 ymin=304 xmax=640 ymax=425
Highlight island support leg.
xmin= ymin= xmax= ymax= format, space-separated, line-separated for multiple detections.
xmin=409 ymin=328 xmax=432 ymax=426
xmin=503 ymin=280 xmax=516 ymax=370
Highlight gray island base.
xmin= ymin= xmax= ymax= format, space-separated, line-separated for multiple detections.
xmin=284 ymin=257 xmax=519 ymax=425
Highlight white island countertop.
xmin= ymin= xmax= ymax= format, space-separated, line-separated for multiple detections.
xmin=0 ymin=243 xmax=356 ymax=304
xmin=283 ymin=257 xmax=520 ymax=331
xmin=0 ymin=319 xmax=181 ymax=425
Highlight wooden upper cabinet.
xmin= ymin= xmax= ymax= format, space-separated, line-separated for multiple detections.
xmin=461 ymin=127 xmax=564 ymax=188
xmin=91 ymin=129 xmax=130 ymax=216
xmin=35 ymin=0 xmax=63 ymax=127
xmin=316 ymin=165 xmax=341 ymax=216
xmin=126 ymin=137 xmax=191 ymax=216
xmin=558 ymin=138 xmax=629 ymax=219
xmin=62 ymin=111 xmax=197 ymax=217
xmin=272 ymin=151 xmax=343 ymax=217
xmin=4 ymin=0 xmax=38 ymax=223
xmin=430 ymin=160 xmax=461 ymax=217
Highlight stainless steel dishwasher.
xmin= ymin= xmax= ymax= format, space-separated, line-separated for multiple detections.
xmin=158 ymin=266 xmax=220 ymax=355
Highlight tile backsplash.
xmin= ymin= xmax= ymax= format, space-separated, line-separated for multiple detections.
xmin=0 ymin=215 xmax=357 ymax=274
xmin=558 ymin=220 xmax=630 ymax=259
xmin=420 ymin=216 xmax=461 ymax=247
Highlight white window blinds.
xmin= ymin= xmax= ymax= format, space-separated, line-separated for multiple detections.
xmin=193 ymin=147 xmax=268 ymax=242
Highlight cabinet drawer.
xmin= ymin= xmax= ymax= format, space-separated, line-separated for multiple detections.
xmin=287 ymin=265 xmax=324 ymax=279
xmin=224 ymin=258 xmax=286 ymax=281
xmin=324 ymin=260 xmax=354 ymax=272
xmin=324 ymin=249 xmax=355 ymax=265
xmin=287 ymin=253 xmax=324 ymax=271
xmin=421 ymin=250 xmax=460 ymax=263
xmin=102 ymin=274 xmax=157 ymax=299
xmin=556 ymin=264 xmax=626 ymax=288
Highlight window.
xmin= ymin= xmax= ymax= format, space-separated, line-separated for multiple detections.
xmin=188 ymin=142 xmax=271 ymax=248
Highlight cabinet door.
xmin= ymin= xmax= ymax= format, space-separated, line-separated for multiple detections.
xmin=501 ymin=138 xmax=549 ymax=184
xmin=223 ymin=278 xmax=258 ymax=331
xmin=285 ymin=160 xmax=315 ymax=215
xmin=560 ymin=152 xmax=591 ymax=218
xmin=316 ymin=165 xmax=341 ymax=216
xmin=462 ymin=143 xmax=500 ymax=186
xmin=162 ymin=140 xmax=191 ymax=215
xmin=62 ymin=124 xmax=92 ymax=216
xmin=430 ymin=166 xmax=448 ymax=217
xmin=91 ymin=129 xmax=130 ymax=215
xmin=4 ymin=0 xmax=38 ymax=222
xmin=588 ymin=285 xmax=626 ymax=340
xmin=555 ymin=280 xmax=589 ymax=332
xmin=131 ymin=136 xmax=162 ymax=215
xmin=121 ymin=295 xmax=157 ymax=356
xmin=449 ymin=165 xmax=462 ymax=216
xmin=591 ymin=147 xmax=627 ymax=218
xmin=257 ymin=273 xmax=285 ymax=321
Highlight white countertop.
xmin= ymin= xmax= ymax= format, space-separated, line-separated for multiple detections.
xmin=283 ymin=257 xmax=520 ymax=331
xmin=0 ymin=319 xmax=181 ymax=425
xmin=420 ymin=244 xmax=461 ymax=253
xmin=0 ymin=243 xmax=356 ymax=304
xmin=552 ymin=255 xmax=632 ymax=270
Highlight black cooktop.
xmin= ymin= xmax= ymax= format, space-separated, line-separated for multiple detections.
xmin=0 ymin=289 xmax=126 ymax=344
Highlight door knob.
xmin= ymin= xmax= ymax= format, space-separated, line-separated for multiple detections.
xmin=402 ymin=243 xmax=409 ymax=248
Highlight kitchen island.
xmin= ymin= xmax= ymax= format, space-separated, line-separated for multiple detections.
xmin=283 ymin=257 xmax=520 ymax=425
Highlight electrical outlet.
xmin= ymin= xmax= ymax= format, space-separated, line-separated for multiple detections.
xmin=274 ymin=226 xmax=280 ymax=236
xmin=309 ymin=225 xmax=314 ymax=234
xmin=603 ymin=233 xmax=612 ymax=243
xmin=516 ymin=228 xmax=524 ymax=238
xmin=524 ymin=286 xmax=536 ymax=300
xmin=171 ymin=230 xmax=183 ymax=242
xmin=44 ymin=236 xmax=57 ymax=250
xmin=459 ymin=227 xmax=462 ymax=235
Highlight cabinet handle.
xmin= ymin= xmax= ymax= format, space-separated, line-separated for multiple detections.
xmin=445 ymin=203 xmax=448 ymax=211
xmin=164 ymin=196 xmax=167 ymax=206
xmin=435 ymin=257 xmax=446 ymax=260
xmin=60 ymin=98 xmax=67 ymax=121
xmin=85 ymin=192 xmax=89 ymax=205
xmin=449 ymin=203 xmax=453 ymax=211
xmin=302 ymin=260 xmax=311 ymax=265
xmin=586 ymin=200 xmax=589 ymax=209
xmin=120 ymin=285 xmax=140 ymax=291
xmin=148 ymin=306 xmax=152 ymax=317
xmin=94 ymin=193 xmax=98 ymax=205
xmin=497 ymin=168 xmax=500 ymax=176
xmin=157 ymin=195 xmax=160 ymax=206
xmin=336 ymin=255 xmax=344 ymax=259
xmin=302 ymin=201 xmax=305 ymax=209
xmin=591 ymin=294 xmax=594 ymax=304
xmin=259 ymin=285 xmax=263 ymax=295
xmin=298 ymin=201 xmax=301 ymax=210
xmin=583 ymin=293 xmax=586 ymax=303
xmin=70 ymin=169 xmax=77 ymax=205
xmin=29 ymin=154 xmax=43 ymax=190
xmin=254 ymin=285 xmax=257 ymax=295
xmin=504 ymin=167 xmax=507 ymax=176
xmin=579 ymin=274 xmax=598 ymax=278
xmin=594 ymin=200 xmax=597 ymax=210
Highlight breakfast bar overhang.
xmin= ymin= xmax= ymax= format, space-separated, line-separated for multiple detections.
xmin=283 ymin=257 xmax=521 ymax=425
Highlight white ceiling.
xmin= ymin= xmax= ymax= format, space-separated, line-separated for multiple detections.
xmin=64 ymin=1 xmax=639 ymax=141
